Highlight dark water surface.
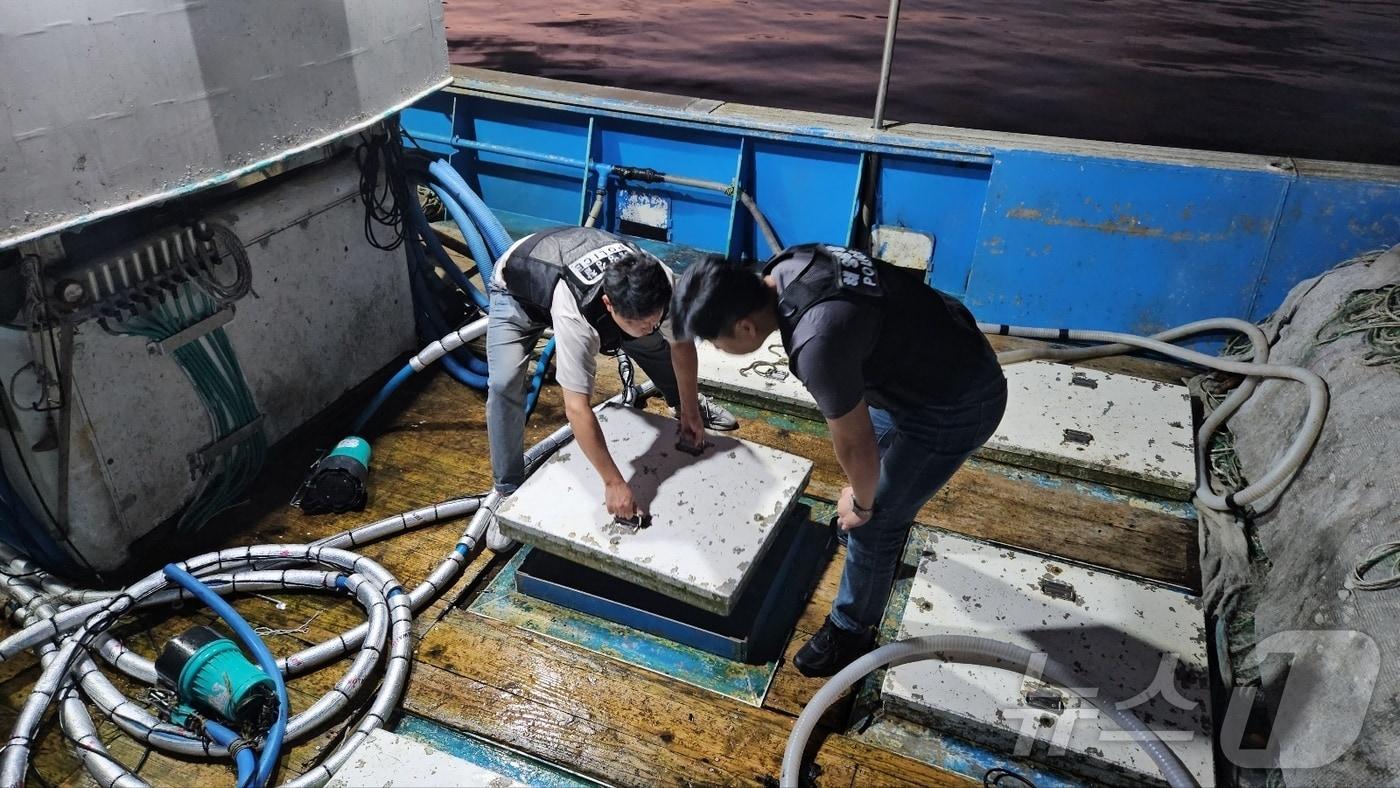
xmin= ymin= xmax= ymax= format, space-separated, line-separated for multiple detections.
xmin=443 ymin=0 xmax=1400 ymax=166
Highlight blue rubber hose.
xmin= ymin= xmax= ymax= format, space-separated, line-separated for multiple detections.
xmin=406 ymin=187 xmax=489 ymax=310
xmin=352 ymin=364 xmax=413 ymax=435
xmin=415 ymin=181 xmax=492 ymax=310
xmin=417 ymin=180 xmax=495 ymax=302
xmin=163 ymin=564 xmax=287 ymax=788
xmin=406 ymin=242 xmax=490 ymax=377
xmin=352 ymin=260 xmax=487 ymax=431
xmin=0 ymin=459 xmax=75 ymax=574
xmin=525 ymin=337 xmax=556 ymax=415
xmin=440 ymin=348 xmax=490 ymax=390
xmin=422 ymin=179 xmax=492 ymax=280
xmin=427 ymin=160 xmax=512 ymax=267
xmin=205 ymin=720 xmax=257 ymax=788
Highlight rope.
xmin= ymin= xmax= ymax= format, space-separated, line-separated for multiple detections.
xmin=1197 ymin=380 xmax=1248 ymax=493
xmin=254 ymin=609 xmax=326 ymax=638
xmin=1316 ymin=283 xmax=1400 ymax=370
xmin=1351 ymin=541 xmax=1400 ymax=591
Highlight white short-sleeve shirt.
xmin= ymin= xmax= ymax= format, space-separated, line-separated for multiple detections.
xmin=494 ymin=234 xmax=677 ymax=395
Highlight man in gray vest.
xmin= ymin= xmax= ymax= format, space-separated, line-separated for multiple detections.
xmin=672 ymin=245 xmax=1007 ymax=676
xmin=486 ymin=227 xmax=738 ymax=551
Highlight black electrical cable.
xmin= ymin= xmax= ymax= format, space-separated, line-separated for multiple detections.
xmin=984 ymin=767 xmax=1035 ymax=788
xmin=197 ymin=223 xmax=253 ymax=304
xmin=0 ymin=382 xmax=102 ymax=579
xmin=356 ymin=118 xmax=410 ymax=252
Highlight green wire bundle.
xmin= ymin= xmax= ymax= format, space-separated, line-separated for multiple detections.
xmin=115 ymin=284 xmax=265 ymax=534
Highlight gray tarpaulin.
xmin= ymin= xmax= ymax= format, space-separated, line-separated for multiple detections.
xmin=1222 ymin=245 xmax=1399 ymax=786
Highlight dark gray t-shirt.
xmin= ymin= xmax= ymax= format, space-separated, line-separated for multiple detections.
xmin=770 ymin=257 xmax=877 ymax=419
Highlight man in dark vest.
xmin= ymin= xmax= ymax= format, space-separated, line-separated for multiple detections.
xmin=486 ymin=227 xmax=738 ymax=551
xmin=671 ymin=244 xmax=1007 ymax=676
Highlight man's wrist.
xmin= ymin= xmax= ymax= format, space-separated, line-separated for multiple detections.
xmin=850 ymin=494 xmax=875 ymax=515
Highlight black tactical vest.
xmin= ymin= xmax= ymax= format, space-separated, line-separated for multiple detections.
xmin=764 ymin=244 xmax=1003 ymax=410
xmin=500 ymin=227 xmax=648 ymax=354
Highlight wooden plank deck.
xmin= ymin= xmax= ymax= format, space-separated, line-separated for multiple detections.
xmin=6 ymin=335 xmax=1198 ymax=787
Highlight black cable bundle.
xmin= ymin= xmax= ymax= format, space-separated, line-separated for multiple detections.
xmin=356 ymin=118 xmax=410 ymax=252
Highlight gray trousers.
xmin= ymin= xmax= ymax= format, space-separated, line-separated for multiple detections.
xmin=486 ymin=285 xmax=680 ymax=493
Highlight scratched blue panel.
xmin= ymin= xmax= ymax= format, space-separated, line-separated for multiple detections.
xmin=749 ymin=140 xmax=861 ymax=259
xmin=468 ymin=546 xmax=779 ymax=706
xmin=396 ymin=714 xmax=599 ymax=788
xmin=877 ymin=156 xmax=993 ymax=296
xmin=595 ymin=120 xmax=739 ymax=252
xmin=400 ymin=94 xmax=455 ymax=158
xmin=1254 ymin=174 xmax=1400 ymax=319
xmin=455 ymin=97 xmax=590 ymax=224
xmin=968 ymin=150 xmax=1290 ymax=334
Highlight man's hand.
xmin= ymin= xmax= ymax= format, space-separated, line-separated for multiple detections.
xmin=837 ymin=485 xmax=873 ymax=531
xmin=677 ymin=403 xmax=706 ymax=451
xmin=605 ymin=479 xmax=643 ymax=520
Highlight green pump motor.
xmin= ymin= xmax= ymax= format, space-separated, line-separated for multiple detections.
xmin=290 ymin=436 xmax=372 ymax=515
xmin=155 ymin=625 xmax=278 ymax=731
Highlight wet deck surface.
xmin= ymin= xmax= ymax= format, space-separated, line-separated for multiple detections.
xmin=4 ymin=335 xmax=1197 ymax=787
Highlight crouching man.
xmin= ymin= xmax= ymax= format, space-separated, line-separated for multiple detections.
xmin=671 ymin=244 xmax=1006 ymax=675
xmin=486 ymin=227 xmax=738 ymax=550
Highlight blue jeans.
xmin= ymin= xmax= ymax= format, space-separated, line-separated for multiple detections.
xmin=829 ymin=380 xmax=1008 ymax=633
xmin=486 ymin=285 xmax=681 ymax=493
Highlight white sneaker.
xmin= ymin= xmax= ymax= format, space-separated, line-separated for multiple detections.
xmin=670 ymin=394 xmax=739 ymax=431
xmin=486 ymin=516 xmax=518 ymax=553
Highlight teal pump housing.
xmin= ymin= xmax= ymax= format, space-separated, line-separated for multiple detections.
xmin=156 ymin=625 xmax=277 ymax=730
xmin=291 ymin=436 xmax=373 ymax=515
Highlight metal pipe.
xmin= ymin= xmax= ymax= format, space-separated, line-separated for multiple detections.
xmin=409 ymin=132 xmax=588 ymax=171
xmin=872 ymin=0 xmax=902 ymax=130
xmin=738 ymin=190 xmax=783 ymax=256
xmin=585 ymin=188 xmax=607 ymax=228
xmin=406 ymin=135 xmax=786 ymax=258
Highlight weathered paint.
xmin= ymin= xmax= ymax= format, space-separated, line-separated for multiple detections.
xmin=986 ymin=361 xmax=1196 ymax=499
xmin=872 ymin=224 xmax=936 ymax=272
xmin=696 ymin=342 xmax=1197 ymax=499
xmin=515 ymin=504 xmax=831 ymax=662
xmin=882 ymin=530 xmax=1213 ymax=786
xmin=495 ymin=405 xmax=813 ymax=615
xmin=616 ymin=188 xmax=671 ymax=234
xmin=969 ymin=458 xmax=1197 ymax=522
xmin=394 ymin=715 xmax=600 ymax=788
xmin=847 ymin=527 xmax=1085 ymax=787
xmin=406 ymin=70 xmax=1400 ymax=336
xmin=328 ymin=729 xmax=529 ymax=787
xmin=467 ymin=546 xmax=780 ymax=706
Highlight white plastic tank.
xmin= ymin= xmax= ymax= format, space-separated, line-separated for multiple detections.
xmin=0 ymin=0 xmax=449 ymax=250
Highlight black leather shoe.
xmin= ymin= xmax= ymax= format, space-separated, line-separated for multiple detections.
xmin=794 ymin=616 xmax=875 ymax=678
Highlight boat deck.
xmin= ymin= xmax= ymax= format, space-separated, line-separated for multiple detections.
xmin=4 ymin=336 xmax=1198 ymax=787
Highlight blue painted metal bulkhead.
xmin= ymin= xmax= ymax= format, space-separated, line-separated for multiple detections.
xmin=402 ymin=71 xmax=1400 ymax=335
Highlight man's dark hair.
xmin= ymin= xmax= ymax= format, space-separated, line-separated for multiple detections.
xmin=602 ymin=249 xmax=672 ymax=319
xmin=671 ymin=255 xmax=771 ymax=341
